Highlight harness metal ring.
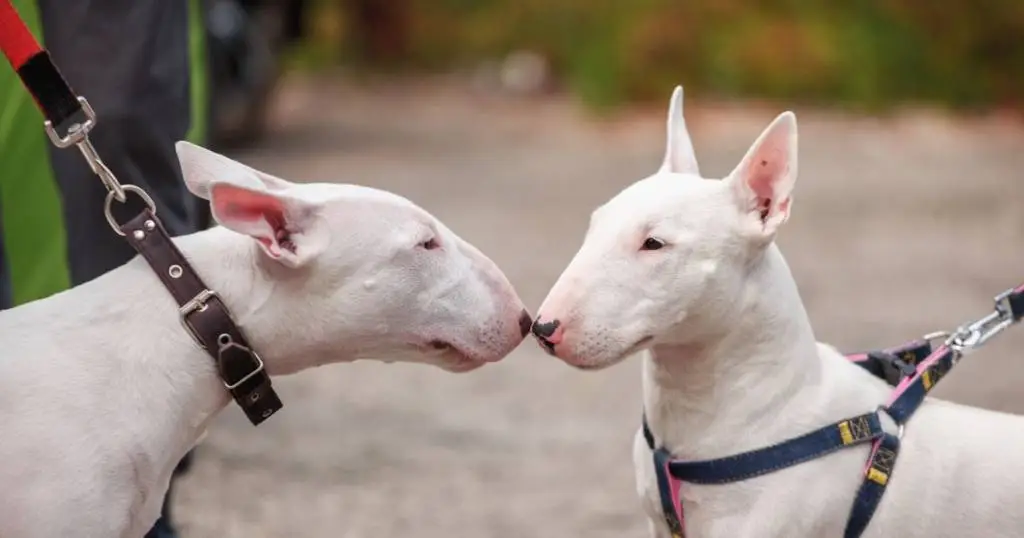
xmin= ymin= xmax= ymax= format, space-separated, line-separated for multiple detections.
xmin=104 ymin=184 xmax=158 ymax=236
xmin=876 ymin=406 xmax=905 ymax=440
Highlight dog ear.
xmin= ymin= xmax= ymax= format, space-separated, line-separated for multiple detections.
xmin=175 ymin=141 xmax=326 ymax=268
xmin=175 ymin=141 xmax=290 ymax=200
xmin=658 ymin=86 xmax=701 ymax=176
xmin=726 ymin=111 xmax=798 ymax=238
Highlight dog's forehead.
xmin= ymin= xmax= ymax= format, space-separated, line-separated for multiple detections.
xmin=592 ymin=173 xmax=724 ymax=230
xmin=298 ymin=182 xmax=434 ymax=220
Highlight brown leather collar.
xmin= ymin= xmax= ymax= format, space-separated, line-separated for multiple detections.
xmin=121 ymin=209 xmax=283 ymax=425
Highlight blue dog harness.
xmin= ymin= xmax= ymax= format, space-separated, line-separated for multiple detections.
xmin=644 ymin=284 xmax=1024 ymax=537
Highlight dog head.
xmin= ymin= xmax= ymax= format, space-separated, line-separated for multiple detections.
xmin=533 ymin=86 xmax=798 ymax=370
xmin=176 ymin=142 xmax=530 ymax=373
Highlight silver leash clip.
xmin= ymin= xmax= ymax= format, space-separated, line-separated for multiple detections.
xmin=43 ymin=96 xmax=126 ymax=202
xmin=45 ymin=96 xmax=157 ymax=232
xmin=944 ymin=287 xmax=1019 ymax=358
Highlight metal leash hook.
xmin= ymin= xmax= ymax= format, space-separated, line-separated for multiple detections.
xmin=945 ymin=286 xmax=1021 ymax=358
xmin=43 ymin=97 xmax=125 ymax=202
xmin=42 ymin=96 xmax=156 ymax=234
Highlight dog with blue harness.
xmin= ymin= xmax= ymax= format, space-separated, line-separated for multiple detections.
xmin=644 ymin=286 xmax=1023 ymax=538
xmin=530 ymin=84 xmax=1024 ymax=538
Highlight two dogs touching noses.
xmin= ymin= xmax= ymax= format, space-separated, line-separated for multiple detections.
xmin=8 ymin=80 xmax=1016 ymax=538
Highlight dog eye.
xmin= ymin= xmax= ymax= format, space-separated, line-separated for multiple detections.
xmin=420 ymin=237 xmax=440 ymax=250
xmin=641 ymin=237 xmax=665 ymax=251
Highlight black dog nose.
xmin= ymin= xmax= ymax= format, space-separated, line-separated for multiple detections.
xmin=531 ymin=318 xmax=560 ymax=339
xmin=518 ymin=309 xmax=533 ymax=338
xmin=530 ymin=318 xmax=561 ymax=354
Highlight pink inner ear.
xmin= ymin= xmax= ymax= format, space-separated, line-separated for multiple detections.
xmin=212 ymin=185 xmax=294 ymax=255
xmin=748 ymin=154 xmax=784 ymax=200
xmin=214 ymin=186 xmax=285 ymax=223
xmin=745 ymin=147 xmax=790 ymax=222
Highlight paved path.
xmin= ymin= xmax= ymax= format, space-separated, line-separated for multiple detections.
xmin=175 ymin=75 xmax=1024 ymax=537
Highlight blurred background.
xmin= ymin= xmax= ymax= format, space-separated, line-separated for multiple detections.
xmin=182 ymin=1 xmax=1024 ymax=536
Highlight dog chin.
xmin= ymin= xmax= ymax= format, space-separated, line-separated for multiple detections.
xmin=419 ymin=340 xmax=489 ymax=373
xmin=563 ymin=336 xmax=653 ymax=371
xmin=439 ymin=355 xmax=487 ymax=373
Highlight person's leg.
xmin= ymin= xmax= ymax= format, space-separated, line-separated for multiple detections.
xmin=36 ymin=0 xmax=202 ymax=284
xmin=0 ymin=0 xmax=72 ymax=307
xmin=32 ymin=0 xmax=208 ymax=536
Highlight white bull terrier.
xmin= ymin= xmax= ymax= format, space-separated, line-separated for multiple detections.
xmin=531 ymin=86 xmax=1024 ymax=537
xmin=0 ymin=142 xmax=531 ymax=538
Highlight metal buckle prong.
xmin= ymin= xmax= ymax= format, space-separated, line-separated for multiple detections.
xmin=179 ymin=289 xmax=218 ymax=349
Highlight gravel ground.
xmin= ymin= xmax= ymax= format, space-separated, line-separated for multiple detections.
xmin=174 ymin=75 xmax=1024 ymax=538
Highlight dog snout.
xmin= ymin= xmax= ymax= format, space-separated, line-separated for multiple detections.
xmin=530 ymin=317 xmax=564 ymax=354
xmin=518 ymin=309 xmax=533 ymax=338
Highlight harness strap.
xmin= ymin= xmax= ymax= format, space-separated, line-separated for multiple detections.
xmin=884 ymin=345 xmax=954 ymax=425
xmin=844 ymin=433 xmax=901 ymax=538
xmin=652 ymin=446 xmax=686 ymax=538
xmin=642 ymin=411 xmax=890 ymax=536
xmin=641 ymin=337 xmax=927 ymax=536
xmin=846 ymin=339 xmax=933 ymax=386
xmin=665 ymin=412 xmax=884 ymax=484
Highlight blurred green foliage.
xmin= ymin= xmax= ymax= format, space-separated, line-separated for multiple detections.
xmin=295 ymin=0 xmax=1024 ymax=111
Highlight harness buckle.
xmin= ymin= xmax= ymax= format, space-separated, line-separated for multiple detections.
xmin=870 ymin=352 xmax=917 ymax=386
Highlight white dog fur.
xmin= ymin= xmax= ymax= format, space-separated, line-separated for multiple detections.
xmin=0 ymin=142 xmax=529 ymax=538
xmin=533 ymin=86 xmax=1024 ymax=537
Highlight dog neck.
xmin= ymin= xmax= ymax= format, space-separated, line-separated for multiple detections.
xmin=12 ymin=226 xmax=362 ymax=468
xmin=642 ymin=245 xmax=826 ymax=459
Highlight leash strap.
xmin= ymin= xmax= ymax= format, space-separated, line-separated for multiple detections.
xmin=121 ymin=210 xmax=283 ymax=425
xmin=0 ymin=0 xmax=284 ymax=425
xmin=0 ymin=0 xmax=83 ymax=136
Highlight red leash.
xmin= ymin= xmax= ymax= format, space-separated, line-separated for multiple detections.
xmin=0 ymin=0 xmax=84 ymax=138
xmin=0 ymin=0 xmax=40 ymax=69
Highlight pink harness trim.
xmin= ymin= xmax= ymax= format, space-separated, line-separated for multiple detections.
xmin=886 ymin=344 xmax=949 ymax=407
xmin=663 ymin=460 xmax=686 ymax=529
